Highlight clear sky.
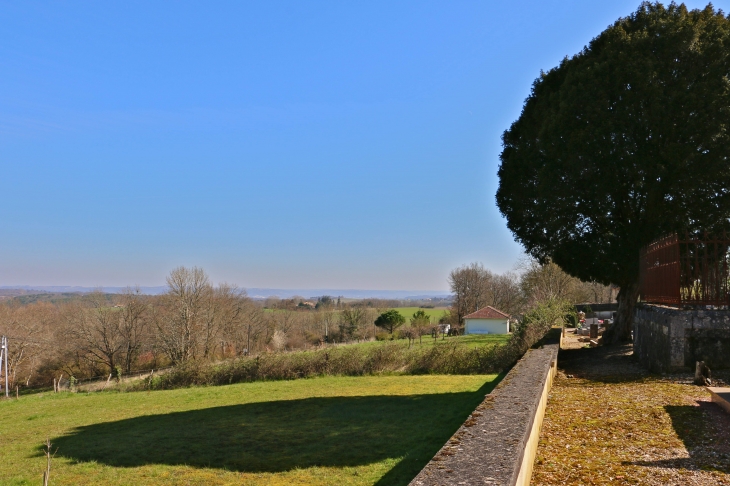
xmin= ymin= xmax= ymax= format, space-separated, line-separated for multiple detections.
xmin=2 ymin=1 xmax=726 ymax=291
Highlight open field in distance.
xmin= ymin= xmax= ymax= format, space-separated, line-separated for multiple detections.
xmin=351 ymin=333 xmax=511 ymax=349
xmin=393 ymin=307 xmax=449 ymax=322
xmin=0 ymin=375 xmax=499 ymax=486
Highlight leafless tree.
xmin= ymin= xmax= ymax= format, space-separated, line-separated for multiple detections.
xmin=236 ymin=299 xmax=269 ymax=355
xmin=518 ymin=258 xmax=614 ymax=307
xmin=271 ymin=309 xmax=297 ymax=335
xmin=0 ymin=302 xmax=57 ymax=387
xmin=155 ymin=266 xmax=211 ymax=364
xmin=400 ymin=326 xmax=418 ymax=348
xmin=410 ymin=310 xmax=431 ymax=345
xmin=484 ymin=271 xmax=524 ymax=315
xmin=449 ymin=263 xmax=488 ymax=324
xmin=63 ymin=291 xmax=124 ymax=374
xmin=316 ymin=309 xmax=338 ymax=343
xmin=117 ymin=287 xmax=150 ymax=373
xmin=339 ymin=307 xmax=366 ymax=341
xmin=449 ymin=263 xmax=524 ymax=324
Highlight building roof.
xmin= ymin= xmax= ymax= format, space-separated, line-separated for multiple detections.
xmin=463 ymin=306 xmax=510 ymax=320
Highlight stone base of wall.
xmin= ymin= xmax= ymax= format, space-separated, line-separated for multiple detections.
xmin=634 ymin=304 xmax=730 ymax=372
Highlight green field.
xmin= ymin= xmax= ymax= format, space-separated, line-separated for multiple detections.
xmin=393 ymin=307 xmax=448 ymax=322
xmin=0 ymin=374 xmax=499 ymax=486
xmin=263 ymin=306 xmax=448 ymax=322
xmin=353 ymin=333 xmax=511 ymax=349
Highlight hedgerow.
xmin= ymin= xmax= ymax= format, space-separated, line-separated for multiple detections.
xmin=135 ymin=299 xmax=572 ymax=390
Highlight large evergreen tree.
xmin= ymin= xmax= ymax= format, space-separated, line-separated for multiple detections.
xmin=374 ymin=309 xmax=406 ymax=334
xmin=496 ymin=2 xmax=730 ymax=342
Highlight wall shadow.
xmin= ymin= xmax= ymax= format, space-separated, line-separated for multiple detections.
xmin=622 ymin=402 xmax=730 ymax=473
xmin=557 ymin=344 xmax=650 ymax=384
xmin=46 ymin=382 xmax=494 ymax=485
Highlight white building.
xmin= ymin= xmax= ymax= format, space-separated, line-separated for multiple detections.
xmin=463 ymin=306 xmax=510 ymax=334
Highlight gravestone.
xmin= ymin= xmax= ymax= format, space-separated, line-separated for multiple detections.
xmin=590 ymin=324 xmax=598 ymax=339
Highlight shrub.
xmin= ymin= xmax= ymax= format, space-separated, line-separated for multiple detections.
xmin=374 ymin=332 xmax=391 ymax=341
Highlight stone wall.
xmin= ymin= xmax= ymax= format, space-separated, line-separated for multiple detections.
xmin=409 ymin=334 xmax=559 ymax=486
xmin=634 ymin=304 xmax=730 ymax=372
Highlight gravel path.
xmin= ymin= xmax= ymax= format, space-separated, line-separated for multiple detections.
xmin=531 ymin=332 xmax=730 ymax=485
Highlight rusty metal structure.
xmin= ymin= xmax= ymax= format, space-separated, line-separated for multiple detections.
xmin=640 ymin=232 xmax=730 ymax=307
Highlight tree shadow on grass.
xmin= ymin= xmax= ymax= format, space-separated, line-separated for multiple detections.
xmin=46 ymin=381 xmax=496 ymax=485
xmin=622 ymin=401 xmax=730 ymax=473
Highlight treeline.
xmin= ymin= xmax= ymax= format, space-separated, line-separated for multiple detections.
xmin=0 ymin=267 xmax=429 ymax=389
xmin=447 ymin=259 xmax=615 ymax=329
xmin=137 ymin=298 xmax=572 ymax=391
xmin=0 ymin=260 xmax=610 ymax=390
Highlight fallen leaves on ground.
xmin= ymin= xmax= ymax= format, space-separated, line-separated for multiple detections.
xmin=531 ymin=337 xmax=730 ymax=485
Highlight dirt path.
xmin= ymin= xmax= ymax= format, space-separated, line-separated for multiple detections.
xmin=531 ymin=332 xmax=730 ymax=485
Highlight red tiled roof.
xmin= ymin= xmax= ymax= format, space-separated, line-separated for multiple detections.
xmin=463 ymin=306 xmax=510 ymax=320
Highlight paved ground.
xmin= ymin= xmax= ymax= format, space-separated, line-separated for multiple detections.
xmin=530 ymin=331 xmax=730 ymax=485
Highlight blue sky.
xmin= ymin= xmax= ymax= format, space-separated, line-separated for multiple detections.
xmin=2 ymin=1 xmax=726 ymax=291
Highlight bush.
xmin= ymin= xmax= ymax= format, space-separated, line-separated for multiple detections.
xmin=374 ymin=332 xmax=392 ymax=341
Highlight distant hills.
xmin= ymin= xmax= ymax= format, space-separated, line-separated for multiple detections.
xmin=244 ymin=288 xmax=451 ymax=301
xmin=0 ymin=285 xmax=451 ymax=301
xmin=0 ymin=285 xmax=168 ymax=295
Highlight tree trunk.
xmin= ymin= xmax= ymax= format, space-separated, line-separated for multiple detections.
xmin=604 ymin=281 xmax=639 ymax=344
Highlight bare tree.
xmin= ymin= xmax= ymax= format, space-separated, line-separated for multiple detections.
xmin=155 ymin=266 xmax=211 ymax=364
xmin=518 ymin=259 xmax=611 ymax=307
xmin=201 ymin=284 xmax=246 ymax=358
xmin=519 ymin=261 xmax=576 ymax=305
xmin=484 ymin=271 xmax=524 ymax=316
xmin=63 ymin=292 xmax=124 ymax=374
xmin=240 ymin=299 xmax=269 ymax=355
xmin=449 ymin=263 xmax=524 ymax=323
xmin=449 ymin=263 xmax=489 ymax=324
xmin=117 ymin=287 xmax=149 ymax=373
xmin=271 ymin=309 xmax=297 ymax=335
xmin=316 ymin=309 xmax=339 ymax=343
xmin=0 ymin=302 xmax=57 ymax=387
xmin=339 ymin=307 xmax=366 ymax=341
xmin=410 ymin=310 xmax=431 ymax=345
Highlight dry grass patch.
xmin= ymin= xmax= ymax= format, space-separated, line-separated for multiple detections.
xmin=532 ymin=338 xmax=730 ymax=485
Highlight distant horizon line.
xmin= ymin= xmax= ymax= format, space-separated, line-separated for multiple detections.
xmin=0 ymin=285 xmax=452 ymax=300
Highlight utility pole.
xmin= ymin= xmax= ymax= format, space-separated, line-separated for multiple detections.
xmin=246 ymin=322 xmax=251 ymax=356
xmin=0 ymin=337 xmax=3 ymax=398
xmin=1 ymin=336 xmax=7 ymax=398
xmin=4 ymin=336 xmax=7 ymax=398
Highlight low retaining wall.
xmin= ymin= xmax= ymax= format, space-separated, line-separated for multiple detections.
xmin=409 ymin=337 xmax=559 ymax=486
xmin=634 ymin=304 xmax=730 ymax=372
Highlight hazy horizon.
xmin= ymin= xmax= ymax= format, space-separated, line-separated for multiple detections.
xmin=0 ymin=284 xmax=452 ymax=300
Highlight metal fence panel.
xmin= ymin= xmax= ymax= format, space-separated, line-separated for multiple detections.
xmin=640 ymin=232 xmax=730 ymax=307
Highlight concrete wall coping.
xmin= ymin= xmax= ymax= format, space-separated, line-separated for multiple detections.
xmin=409 ymin=339 xmax=559 ymax=486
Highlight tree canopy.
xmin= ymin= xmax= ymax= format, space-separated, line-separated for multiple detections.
xmin=496 ymin=2 xmax=730 ymax=341
xmin=410 ymin=309 xmax=431 ymax=327
xmin=374 ymin=309 xmax=406 ymax=334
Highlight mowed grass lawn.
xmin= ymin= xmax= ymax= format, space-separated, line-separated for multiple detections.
xmin=0 ymin=374 xmax=500 ymax=486
xmin=352 ymin=333 xmax=511 ymax=349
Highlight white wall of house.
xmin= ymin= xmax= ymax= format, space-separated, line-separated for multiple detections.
xmin=464 ymin=318 xmax=509 ymax=335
